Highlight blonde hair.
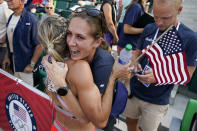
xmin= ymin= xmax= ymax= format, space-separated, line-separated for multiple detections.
xmin=38 ymin=15 xmax=69 ymax=102
xmin=38 ymin=15 xmax=69 ymax=62
xmin=154 ymin=0 xmax=182 ymax=10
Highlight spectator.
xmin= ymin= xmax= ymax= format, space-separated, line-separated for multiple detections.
xmin=30 ymin=0 xmax=53 ymax=13
xmin=3 ymin=0 xmax=42 ymax=86
xmin=117 ymin=0 xmax=147 ymax=55
xmin=40 ymin=2 xmax=56 ymax=20
xmin=124 ymin=0 xmax=197 ymax=131
xmin=38 ymin=15 xmax=130 ymax=130
xmin=100 ymin=0 xmax=119 ymax=47
xmin=0 ymin=0 xmax=12 ymax=68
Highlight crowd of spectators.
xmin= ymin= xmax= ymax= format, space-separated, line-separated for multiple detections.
xmin=1 ymin=0 xmax=197 ymax=131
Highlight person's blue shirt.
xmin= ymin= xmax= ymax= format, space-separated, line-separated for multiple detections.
xmin=90 ymin=47 xmax=114 ymax=94
xmin=6 ymin=8 xmax=39 ymax=72
xmin=117 ymin=3 xmax=144 ymax=49
xmin=132 ymin=23 xmax=197 ymax=105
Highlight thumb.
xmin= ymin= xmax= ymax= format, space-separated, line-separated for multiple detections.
xmin=144 ymin=69 xmax=152 ymax=75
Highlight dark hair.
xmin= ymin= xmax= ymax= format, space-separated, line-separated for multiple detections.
xmin=68 ymin=11 xmax=112 ymax=53
xmin=125 ymin=0 xmax=144 ymax=13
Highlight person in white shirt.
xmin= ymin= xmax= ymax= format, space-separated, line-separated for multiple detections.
xmin=0 ymin=0 xmax=13 ymax=68
xmin=3 ymin=0 xmax=42 ymax=86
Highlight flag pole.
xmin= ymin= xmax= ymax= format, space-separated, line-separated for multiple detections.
xmin=129 ymin=25 xmax=173 ymax=68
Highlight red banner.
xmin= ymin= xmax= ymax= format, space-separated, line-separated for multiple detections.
xmin=0 ymin=69 xmax=54 ymax=131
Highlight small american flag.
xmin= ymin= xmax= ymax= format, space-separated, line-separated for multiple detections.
xmin=13 ymin=103 xmax=27 ymax=123
xmin=142 ymin=27 xmax=190 ymax=85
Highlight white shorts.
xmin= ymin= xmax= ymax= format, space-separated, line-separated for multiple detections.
xmin=14 ymin=72 xmax=33 ymax=86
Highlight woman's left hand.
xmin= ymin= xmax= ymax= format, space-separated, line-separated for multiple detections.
xmin=42 ymin=55 xmax=68 ymax=89
xmin=111 ymin=59 xmax=131 ymax=80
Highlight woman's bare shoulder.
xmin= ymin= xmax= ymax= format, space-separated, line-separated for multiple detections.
xmin=66 ymin=60 xmax=92 ymax=79
xmin=66 ymin=59 xmax=90 ymax=70
xmin=66 ymin=60 xmax=95 ymax=92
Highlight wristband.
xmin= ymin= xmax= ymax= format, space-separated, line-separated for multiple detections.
xmin=57 ymin=86 xmax=70 ymax=96
xmin=30 ymin=61 xmax=35 ymax=68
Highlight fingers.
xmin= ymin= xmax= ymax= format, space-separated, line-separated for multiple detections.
xmin=42 ymin=55 xmax=58 ymax=70
xmin=41 ymin=55 xmax=55 ymax=78
xmin=136 ymin=64 xmax=142 ymax=72
xmin=41 ymin=55 xmax=47 ymax=65
xmin=135 ymin=71 xmax=155 ymax=84
xmin=24 ymin=65 xmax=34 ymax=73
xmin=2 ymin=61 xmax=10 ymax=70
xmin=41 ymin=55 xmax=68 ymax=84
xmin=144 ymin=69 xmax=152 ymax=75
xmin=135 ymin=74 xmax=151 ymax=83
xmin=50 ymin=55 xmax=56 ymax=64
xmin=2 ymin=63 xmax=6 ymax=70
xmin=112 ymin=59 xmax=133 ymax=79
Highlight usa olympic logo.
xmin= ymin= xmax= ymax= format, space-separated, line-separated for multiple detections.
xmin=5 ymin=93 xmax=37 ymax=131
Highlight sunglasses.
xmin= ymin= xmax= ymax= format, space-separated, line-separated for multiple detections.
xmin=74 ymin=7 xmax=104 ymax=35
xmin=46 ymin=7 xmax=53 ymax=9
xmin=74 ymin=7 xmax=102 ymax=16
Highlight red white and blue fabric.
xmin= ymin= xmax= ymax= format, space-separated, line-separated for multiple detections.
xmin=14 ymin=103 xmax=27 ymax=123
xmin=0 ymin=69 xmax=54 ymax=130
xmin=142 ymin=25 xmax=190 ymax=85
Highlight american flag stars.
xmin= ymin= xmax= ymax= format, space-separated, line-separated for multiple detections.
xmin=158 ymin=27 xmax=183 ymax=56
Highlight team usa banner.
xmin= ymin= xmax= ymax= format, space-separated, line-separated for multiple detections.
xmin=0 ymin=69 xmax=54 ymax=131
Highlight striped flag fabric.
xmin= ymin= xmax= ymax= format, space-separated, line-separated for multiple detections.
xmin=142 ymin=27 xmax=190 ymax=85
xmin=14 ymin=103 xmax=27 ymax=123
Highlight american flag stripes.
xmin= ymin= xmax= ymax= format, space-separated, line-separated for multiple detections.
xmin=142 ymin=27 xmax=190 ymax=85
xmin=14 ymin=103 xmax=27 ymax=123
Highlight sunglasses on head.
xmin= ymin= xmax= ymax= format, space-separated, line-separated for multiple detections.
xmin=74 ymin=7 xmax=102 ymax=17
xmin=74 ymin=7 xmax=104 ymax=35
xmin=46 ymin=7 xmax=53 ymax=9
